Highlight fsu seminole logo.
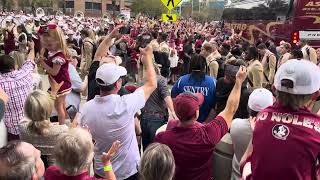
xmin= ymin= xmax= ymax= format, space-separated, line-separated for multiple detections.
xmin=272 ymin=124 xmax=290 ymax=140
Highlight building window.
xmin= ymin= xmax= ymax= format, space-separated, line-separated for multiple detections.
xmin=106 ymin=4 xmax=120 ymax=11
xmin=85 ymin=2 xmax=102 ymax=10
xmin=65 ymin=1 xmax=74 ymax=9
xmin=106 ymin=4 xmax=113 ymax=11
xmin=115 ymin=5 xmax=120 ymax=11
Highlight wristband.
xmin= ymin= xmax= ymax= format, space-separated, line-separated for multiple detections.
xmin=103 ymin=164 xmax=113 ymax=172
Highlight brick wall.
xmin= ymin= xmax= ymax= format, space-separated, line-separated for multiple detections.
xmin=72 ymin=0 xmax=126 ymax=17
xmin=9 ymin=0 xmax=126 ymax=17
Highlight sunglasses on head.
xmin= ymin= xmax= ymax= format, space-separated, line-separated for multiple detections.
xmin=38 ymin=24 xmax=57 ymax=34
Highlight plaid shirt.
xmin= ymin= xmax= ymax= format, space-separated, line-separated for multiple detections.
xmin=0 ymin=60 xmax=34 ymax=135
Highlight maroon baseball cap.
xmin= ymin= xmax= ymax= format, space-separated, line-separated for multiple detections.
xmin=174 ymin=92 xmax=204 ymax=122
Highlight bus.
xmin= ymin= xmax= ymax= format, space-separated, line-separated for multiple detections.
xmin=223 ymin=0 xmax=320 ymax=48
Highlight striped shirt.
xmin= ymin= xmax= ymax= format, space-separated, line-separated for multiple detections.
xmin=0 ymin=60 xmax=34 ymax=135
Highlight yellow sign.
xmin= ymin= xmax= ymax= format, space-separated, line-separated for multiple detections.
xmin=162 ymin=14 xmax=177 ymax=22
xmin=161 ymin=0 xmax=182 ymax=11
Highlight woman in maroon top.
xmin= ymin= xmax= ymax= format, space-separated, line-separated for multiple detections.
xmin=44 ymin=128 xmax=119 ymax=180
xmin=3 ymin=20 xmax=16 ymax=55
xmin=38 ymin=24 xmax=71 ymax=125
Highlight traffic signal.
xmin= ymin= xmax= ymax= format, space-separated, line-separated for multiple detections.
xmin=292 ymin=32 xmax=299 ymax=44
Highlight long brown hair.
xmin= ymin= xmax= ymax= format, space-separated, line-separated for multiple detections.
xmin=276 ymin=91 xmax=312 ymax=111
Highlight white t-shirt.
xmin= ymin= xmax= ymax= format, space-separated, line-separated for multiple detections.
xmin=169 ymin=49 xmax=179 ymax=68
xmin=79 ymin=88 xmax=145 ymax=179
xmin=230 ymin=118 xmax=252 ymax=180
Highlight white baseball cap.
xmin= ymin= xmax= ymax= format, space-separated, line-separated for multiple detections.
xmin=274 ymin=59 xmax=320 ymax=95
xmin=248 ymin=88 xmax=274 ymax=112
xmin=96 ymin=63 xmax=127 ymax=86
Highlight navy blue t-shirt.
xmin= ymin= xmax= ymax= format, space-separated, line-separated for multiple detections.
xmin=171 ymin=74 xmax=216 ymax=123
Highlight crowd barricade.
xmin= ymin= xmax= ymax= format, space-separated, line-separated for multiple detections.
xmin=212 ymin=133 xmax=234 ymax=180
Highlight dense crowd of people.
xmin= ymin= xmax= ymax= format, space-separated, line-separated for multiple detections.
xmin=0 ymin=10 xmax=320 ymax=180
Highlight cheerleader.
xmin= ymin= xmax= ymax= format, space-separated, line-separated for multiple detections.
xmin=38 ymin=24 xmax=72 ymax=125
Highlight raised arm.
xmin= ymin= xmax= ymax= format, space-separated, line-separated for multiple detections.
xmin=240 ymin=138 xmax=253 ymax=170
xmin=94 ymin=26 xmax=122 ymax=60
xmin=139 ymin=45 xmax=157 ymax=101
xmin=218 ymin=66 xmax=247 ymax=128
xmin=27 ymin=41 xmax=35 ymax=61
xmin=310 ymin=48 xmax=318 ymax=64
xmin=164 ymin=96 xmax=177 ymax=119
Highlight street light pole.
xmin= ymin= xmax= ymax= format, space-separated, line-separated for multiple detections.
xmin=191 ymin=0 xmax=193 ymax=15
xmin=179 ymin=1 xmax=182 ymax=16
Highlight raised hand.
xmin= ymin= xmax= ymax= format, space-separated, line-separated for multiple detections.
xmin=110 ymin=25 xmax=123 ymax=38
xmin=101 ymin=141 xmax=121 ymax=165
xmin=139 ymin=44 xmax=153 ymax=65
xmin=236 ymin=66 xmax=247 ymax=84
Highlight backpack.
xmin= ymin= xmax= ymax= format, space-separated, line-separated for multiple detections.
xmin=83 ymin=41 xmax=97 ymax=60
xmin=216 ymin=57 xmax=226 ymax=79
xmin=154 ymin=51 xmax=170 ymax=78
xmin=263 ymin=53 xmax=280 ymax=81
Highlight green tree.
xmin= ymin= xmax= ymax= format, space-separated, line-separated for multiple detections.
xmin=1 ymin=0 xmax=13 ymax=10
xmin=181 ymin=3 xmax=192 ymax=18
xmin=268 ymin=0 xmax=288 ymax=10
xmin=30 ymin=0 xmax=53 ymax=7
xmin=223 ymin=4 xmax=279 ymax=20
xmin=130 ymin=0 xmax=167 ymax=17
xmin=267 ymin=0 xmax=289 ymax=15
xmin=19 ymin=0 xmax=31 ymax=10
xmin=222 ymin=0 xmax=288 ymax=20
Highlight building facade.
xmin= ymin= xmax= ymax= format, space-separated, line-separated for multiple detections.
xmin=8 ymin=0 xmax=128 ymax=17
xmin=64 ymin=0 xmax=128 ymax=16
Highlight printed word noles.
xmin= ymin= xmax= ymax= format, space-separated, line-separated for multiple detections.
xmin=183 ymin=86 xmax=209 ymax=96
xmin=257 ymin=112 xmax=320 ymax=133
xmin=305 ymin=1 xmax=320 ymax=7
